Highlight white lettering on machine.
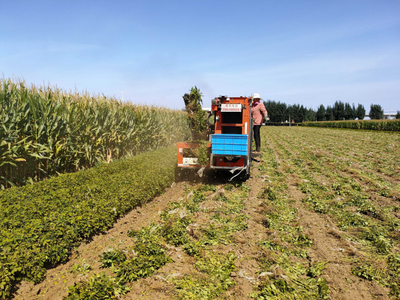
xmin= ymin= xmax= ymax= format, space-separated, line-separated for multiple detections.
xmin=221 ymin=104 xmax=242 ymax=112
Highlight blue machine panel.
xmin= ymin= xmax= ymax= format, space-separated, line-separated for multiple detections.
xmin=211 ymin=134 xmax=248 ymax=156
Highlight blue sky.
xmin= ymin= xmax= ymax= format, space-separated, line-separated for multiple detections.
xmin=1 ymin=0 xmax=399 ymax=112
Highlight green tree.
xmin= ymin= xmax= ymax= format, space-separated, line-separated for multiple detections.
xmin=356 ymin=104 xmax=365 ymax=120
xmin=325 ymin=106 xmax=335 ymax=121
xmin=264 ymin=100 xmax=277 ymax=122
xmin=316 ymin=105 xmax=326 ymax=121
xmin=264 ymin=100 xmax=288 ymax=123
xmin=274 ymin=101 xmax=288 ymax=123
xmin=344 ymin=103 xmax=355 ymax=120
xmin=287 ymin=104 xmax=302 ymax=123
xmin=300 ymin=105 xmax=307 ymax=122
xmin=352 ymin=103 xmax=356 ymax=118
xmin=369 ymin=104 xmax=384 ymax=120
xmin=333 ymin=101 xmax=345 ymax=120
xmin=305 ymin=108 xmax=317 ymax=121
xmin=396 ymin=111 xmax=400 ymax=119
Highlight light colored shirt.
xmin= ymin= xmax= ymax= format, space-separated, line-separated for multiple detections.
xmin=251 ymin=101 xmax=267 ymax=125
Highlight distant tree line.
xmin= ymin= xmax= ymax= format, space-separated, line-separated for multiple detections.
xmin=263 ymin=101 xmax=315 ymax=123
xmin=263 ymin=100 xmax=366 ymax=123
xmin=263 ymin=100 xmax=398 ymax=123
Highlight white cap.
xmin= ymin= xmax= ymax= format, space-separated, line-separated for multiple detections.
xmin=253 ymin=93 xmax=262 ymax=99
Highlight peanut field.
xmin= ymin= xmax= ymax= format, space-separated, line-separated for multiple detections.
xmin=7 ymin=126 xmax=400 ymax=300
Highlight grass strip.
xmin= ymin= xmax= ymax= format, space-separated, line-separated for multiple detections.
xmin=0 ymin=146 xmax=177 ymax=299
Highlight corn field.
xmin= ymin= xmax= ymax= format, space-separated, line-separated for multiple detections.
xmin=304 ymin=119 xmax=400 ymax=131
xmin=0 ymin=78 xmax=190 ymax=188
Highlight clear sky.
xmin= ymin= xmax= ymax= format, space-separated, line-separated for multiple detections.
xmin=1 ymin=0 xmax=399 ymax=112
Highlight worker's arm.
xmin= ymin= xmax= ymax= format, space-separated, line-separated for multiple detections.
xmin=259 ymin=103 xmax=269 ymax=121
xmin=264 ymin=108 xmax=269 ymax=121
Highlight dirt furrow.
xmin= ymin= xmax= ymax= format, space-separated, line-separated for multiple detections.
xmin=288 ymin=183 xmax=390 ymax=299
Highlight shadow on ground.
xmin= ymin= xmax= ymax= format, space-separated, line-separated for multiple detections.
xmin=174 ymin=167 xmax=249 ymax=185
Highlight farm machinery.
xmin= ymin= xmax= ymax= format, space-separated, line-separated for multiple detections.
xmin=177 ymin=95 xmax=253 ymax=179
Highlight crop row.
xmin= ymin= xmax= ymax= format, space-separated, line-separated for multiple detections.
xmin=263 ymin=127 xmax=400 ymax=297
xmin=303 ymin=119 xmax=400 ymax=131
xmin=62 ymin=159 xmax=329 ymax=299
xmin=0 ymin=78 xmax=190 ymax=188
xmin=0 ymin=146 xmax=177 ymax=299
xmin=251 ymin=137 xmax=330 ymax=299
xmin=62 ymin=180 xmax=250 ymax=299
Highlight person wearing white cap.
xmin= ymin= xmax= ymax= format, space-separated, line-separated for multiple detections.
xmin=251 ymin=93 xmax=268 ymax=153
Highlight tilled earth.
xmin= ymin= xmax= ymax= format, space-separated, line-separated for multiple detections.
xmin=14 ymin=127 xmax=400 ymax=300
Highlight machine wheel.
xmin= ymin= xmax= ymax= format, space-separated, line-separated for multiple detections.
xmin=245 ymin=154 xmax=251 ymax=180
xmin=241 ymin=171 xmax=250 ymax=181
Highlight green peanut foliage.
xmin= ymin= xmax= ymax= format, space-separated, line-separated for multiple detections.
xmin=0 ymin=146 xmax=177 ymax=299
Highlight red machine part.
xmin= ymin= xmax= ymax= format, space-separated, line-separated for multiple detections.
xmin=177 ymin=96 xmax=253 ymax=174
xmin=177 ymin=142 xmax=211 ymax=168
xmin=212 ymin=96 xmax=252 ymax=135
xmin=211 ymin=96 xmax=252 ymax=169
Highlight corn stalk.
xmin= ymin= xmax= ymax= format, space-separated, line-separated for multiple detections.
xmin=0 ymin=78 xmax=190 ymax=188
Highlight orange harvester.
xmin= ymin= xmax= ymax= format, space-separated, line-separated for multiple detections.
xmin=177 ymin=96 xmax=253 ymax=177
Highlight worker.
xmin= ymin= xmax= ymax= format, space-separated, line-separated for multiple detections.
xmin=251 ymin=93 xmax=268 ymax=153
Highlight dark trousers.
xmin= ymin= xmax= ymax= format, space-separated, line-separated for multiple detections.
xmin=253 ymin=125 xmax=261 ymax=150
